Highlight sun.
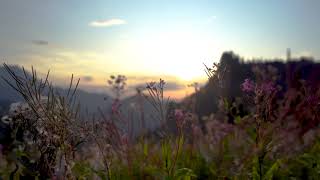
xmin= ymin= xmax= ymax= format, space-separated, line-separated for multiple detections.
xmin=134 ymin=30 xmax=220 ymax=81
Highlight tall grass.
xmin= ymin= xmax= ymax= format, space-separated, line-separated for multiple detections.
xmin=1 ymin=62 xmax=320 ymax=179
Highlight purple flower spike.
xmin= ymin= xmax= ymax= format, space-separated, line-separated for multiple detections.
xmin=111 ymin=99 xmax=121 ymax=115
xmin=241 ymin=78 xmax=255 ymax=93
xmin=260 ymin=81 xmax=276 ymax=94
xmin=175 ymin=109 xmax=186 ymax=128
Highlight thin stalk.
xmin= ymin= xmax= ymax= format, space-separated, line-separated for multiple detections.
xmin=169 ymin=129 xmax=183 ymax=176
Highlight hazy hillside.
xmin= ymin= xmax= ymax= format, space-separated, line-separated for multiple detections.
xmin=0 ymin=65 xmax=112 ymax=115
xmin=0 ymin=65 xmax=164 ymax=135
xmin=185 ymin=51 xmax=320 ymax=121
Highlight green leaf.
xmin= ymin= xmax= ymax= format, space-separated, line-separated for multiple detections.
xmin=15 ymin=149 xmax=28 ymax=158
xmin=161 ymin=140 xmax=172 ymax=170
xmin=235 ymin=115 xmax=242 ymax=124
xmin=94 ymin=170 xmax=107 ymax=180
xmin=177 ymin=135 xmax=184 ymax=155
xmin=174 ymin=168 xmax=196 ymax=179
xmin=71 ymin=162 xmax=94 ymax=179
xmin=252 ymin=156 xmax=260 ymax=180
xmin=247 ymin=127 xmax=257 ymax=142
xmin=224 ymin=98 xmax=229 ymax=110
xmin=263 ymin=159 xmax=282 ymax=180
xmin=143 ymin=142 xmax=149 ymax=157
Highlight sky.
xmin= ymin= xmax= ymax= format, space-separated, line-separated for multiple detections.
xmin=0 ymin=0 xmax=319 ymax=98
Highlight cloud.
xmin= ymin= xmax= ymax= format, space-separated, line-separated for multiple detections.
xmin=82 ymin=75 xmax=94 ymax=82
xmin=89 ymin=18 xmax=127 ymax=27
xmin=132 ymin=81 xmax=185 ymax=92
xmin=124 ymin=75 xmax=187 ymax=91
xmin=32 ymin=40 xmax=49 ymax=46
xmin=295 ymin=51 xmax=313 ymax=58
xmin=207 ymin=15 xmax=217 ymax=23
xmin=161 ymin=81 xmax=185 ymax=91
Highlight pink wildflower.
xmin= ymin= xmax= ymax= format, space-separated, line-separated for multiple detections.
xmin=241 ymin=78 xmax=255 ymax=93
xmin=111 ymin=99 xmax=121 ymax=115
xmin=191 ymin=124 xmax=202 ymax=137
xmin=306 ymin=95 xmax=318 ymax=106
xmin=260 ymin=81 xmax=276 ymax=94
xmin=120 ymin=134 xmax=129 ymax=145
xmin=175 ymin=109 xmax=185 ymax=128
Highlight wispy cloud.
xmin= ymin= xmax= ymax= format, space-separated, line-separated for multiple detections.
xmin=207 ymin=15 xmax=217 ymax=23
xmin=295 ymin=51 xmax=313 ymax=58
xmin=32 ymin=40 xmax=49 ymax=46
xmin=82 ymin=75 xmax=94 ymax=82
xmin=89 ymin=18 xmax=127 ymax=27
xmin=128 ymin=76 xmax=186 ymax=91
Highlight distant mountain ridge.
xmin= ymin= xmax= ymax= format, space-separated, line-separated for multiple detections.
xmin=3 ymin=52 xmax=319 ymax=135
xmin=0 ymin=65 xmax=163 ymax=135
xmin=0 ymin=65 xmax=112 ymax=115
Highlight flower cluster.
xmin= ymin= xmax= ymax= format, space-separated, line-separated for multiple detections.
xmin=145 ymin=79 xmax=169 ymax=125
xmin=146 ymin=78 xmax=166 ymax=99
xmin=174 ymin=109 xmax=186 ymax=129
xmin=111 ymin=98 xmax=121 ymax=115
xmin=260 ymin=81 xmax=276 ymax=94
xmin=241 ymin=78 xmax=255 ymax=93
xmin=108 ymin=75 xmax=127 ymax=99
xmin=241 ymin=78 xmax=277 ymax=95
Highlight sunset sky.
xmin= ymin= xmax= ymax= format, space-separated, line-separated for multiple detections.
xmin=1 ymin=0 xmax=319 ymax=98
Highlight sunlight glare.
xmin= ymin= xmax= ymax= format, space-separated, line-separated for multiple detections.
xmin=135 ymin=30 xmax=220 ymax=81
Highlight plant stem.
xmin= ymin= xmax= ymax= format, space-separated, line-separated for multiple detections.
xmin=169 ymin=129 xmax=183 ymax=176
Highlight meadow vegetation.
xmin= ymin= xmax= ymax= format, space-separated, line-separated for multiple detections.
xmin=1 ymin=53 xmax=320 ymax=179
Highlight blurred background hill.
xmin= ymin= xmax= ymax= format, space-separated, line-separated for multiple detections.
xmin=1 ymin=51 xmax=320 ymax=134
